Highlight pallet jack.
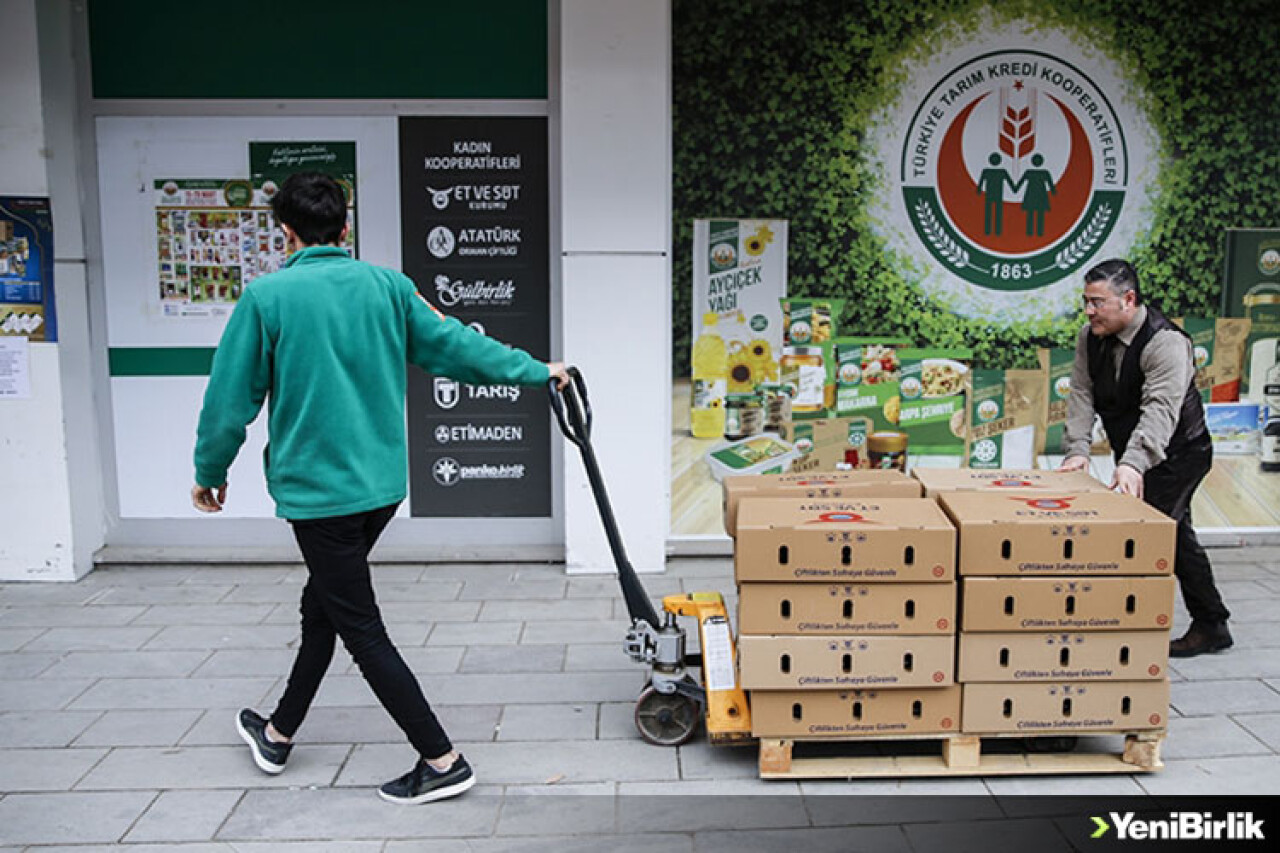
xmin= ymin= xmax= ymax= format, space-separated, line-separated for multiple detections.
xmin=550 ymin=368 xmax=754 ymax=746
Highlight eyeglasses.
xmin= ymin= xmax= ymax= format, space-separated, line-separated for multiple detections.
xmin=1081 ymin=295 xmax=1116 ymax=310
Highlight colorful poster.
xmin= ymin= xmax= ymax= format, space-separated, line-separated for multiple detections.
xmin=155 ymin=150 xmax=356 ymax=319
xmin=1222 ymin=229 xmax=1280 ymax=401
xmin=689 ymin=219 xmax=788 ymax=438
xmin=0 ymin=196 xmax=55 ymax=342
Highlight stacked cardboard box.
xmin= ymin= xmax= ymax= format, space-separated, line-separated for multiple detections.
xmin=931 ymin=475 xmax=1176 ymax=736
xmin=727 ymin=474 xmax=962 ymax=738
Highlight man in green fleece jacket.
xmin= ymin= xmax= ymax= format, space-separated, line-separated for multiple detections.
xmin=192 ymin=172 xmax=567 ymax=805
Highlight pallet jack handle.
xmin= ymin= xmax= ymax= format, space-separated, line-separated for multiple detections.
xmin=549 ymin=367 xmax=662 ymax=630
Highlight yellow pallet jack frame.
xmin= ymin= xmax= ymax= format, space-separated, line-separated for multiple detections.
xmin=551 ymin=369 xmax=753 ymax=746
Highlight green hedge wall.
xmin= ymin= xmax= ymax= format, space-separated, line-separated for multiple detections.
xmin=672 ymin=0 xmax=1280 ymax=374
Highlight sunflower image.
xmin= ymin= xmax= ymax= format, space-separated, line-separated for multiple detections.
xmin=745 ymin=224 xmax=775 ymax=256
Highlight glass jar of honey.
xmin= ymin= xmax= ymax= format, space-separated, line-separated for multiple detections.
xmin=781 ymin=346 xmax=825 ymax=414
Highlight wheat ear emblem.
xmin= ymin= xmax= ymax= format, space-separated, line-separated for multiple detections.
xmin=1054 ymin=204 xmax=1114 ymax=269
xmin=913 ymin=200 xmax=970 ymax=268
xmin=998 ymin=87 xmax=1037 ymax=183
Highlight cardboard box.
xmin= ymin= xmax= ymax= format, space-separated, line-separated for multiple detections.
xmin=749 ymin=686 xmax=962 ymax=738
xmin=960 ymin=576 xmax=1176 ymax=632
xmin=738 ymin=582 xmax=956 ymax=634
xmin=939 ymin=491 xmax=1175 ymax=576
xmin=722 ymin=469 xmax=922 ymax=536
xmin=735 ymin=498 xmax=956 ymax=583
xmin=961 ymin=680 xmax=1169 ymax=733
xmin=968 ymin=368 xmax=1044 ymax=469
xmin=957 ymin=631 xmax=1169 ymax=682
xmin=912 ymin=467 xmax=1112 ymax=499
xmin=738 ymin=634 xmax=955 ymax=689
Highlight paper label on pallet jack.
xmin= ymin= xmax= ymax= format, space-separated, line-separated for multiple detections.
xmin=701 ymin=618 xmax=737 ymax=691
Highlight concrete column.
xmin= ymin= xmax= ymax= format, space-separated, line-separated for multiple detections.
xmin=558 ymin=0 xmax=671 ymax=573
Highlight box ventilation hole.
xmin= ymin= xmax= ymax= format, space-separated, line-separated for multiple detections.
xmin=904 ymin=545 xmax=915 ymax=565
xmin=792 ymin=703 xmax=803 ymax=721
xmin=1062 ymin=698 xmax=1073 ymax=717
xmin=1060 ymin=647 xmax=1070 ymax=666
xmin=1002 ymin=698 xmax=1013 ymax=718
xmin=1065 ymin=595 xmax=1076 ymax=615
xmin=1001 ymin=539 xmax=1012 ymax=559
xmin=1122 ymin=696 xmax=1132 ymax=715
xmin=778 ymin=545 xmax=789 ymax=565
xmin=912 ymin=700 xmax=923 ymax=719
xmin=780 ymin=654 xmax=791 ymax=674
xmin=1125 ymin=539 xmax=1136 ymax=559
xmin=852 ymin=702 xmax=863 ymax=720
xmin=841 ymin=545 xmax=852 ymax=566
xmin=999 ymin=648 xmax=1010 ymax=667
xmin=842 ymin=599 xmax=853 ymax=619
xmin=1063 ymin=539 xmax=1074 ymax=559
xmin=904 ymin=600 xmax=916 ymax=619
xmin=1125 ymin=594 xmax=1137 ymax=614
xmin=903 ymin=652 xmax=914 ymax=672
xmin=842 ymin=654 xmax=852 ymax=673
xmin=1119 ymin=646 xmax=1131 ymax=665
xmin=780 ymin=600 xmax=791 ymax=619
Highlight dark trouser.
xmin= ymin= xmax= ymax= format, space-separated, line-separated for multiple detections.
xmin=270 ymin=503 xmax=452 ymax=759
xmin=1142 ymin=440 xmax=1231 ymax=625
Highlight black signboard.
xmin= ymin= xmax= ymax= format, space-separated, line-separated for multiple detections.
xmin=400 ymin=117 xmax=550 ymax=517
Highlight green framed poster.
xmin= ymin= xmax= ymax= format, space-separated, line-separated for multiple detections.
xmin=1222 ymin=228 xmax=1280 ymax=400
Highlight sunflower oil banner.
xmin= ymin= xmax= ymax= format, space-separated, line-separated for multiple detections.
xmin=689 ymin=219 xmax=788 ymax=438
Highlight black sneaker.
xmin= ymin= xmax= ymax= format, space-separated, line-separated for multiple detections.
xmin=378 ymin=755 xmax=476 ymax=805
xmin=236 ymin=708 xmax=291 ymax=774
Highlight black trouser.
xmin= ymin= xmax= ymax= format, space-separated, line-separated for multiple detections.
xmin=270 ymin=503 xmax=452 ymax=759
xmin=1142 ymin=440 xmax=1231 ymax=625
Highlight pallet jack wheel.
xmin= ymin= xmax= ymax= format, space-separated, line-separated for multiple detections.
xmin=634 ymin=685 xmax=701 ymax=746
xmin=1024 ymin=735 xmax=1079 ymax=753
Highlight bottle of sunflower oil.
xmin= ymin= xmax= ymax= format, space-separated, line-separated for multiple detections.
xmin=691 ymin=312 xmax=728 ymax=438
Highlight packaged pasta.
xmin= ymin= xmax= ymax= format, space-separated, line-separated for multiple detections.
xmin=898 ymin=347 xmax=973 ymax=457
xmin=780 ymin=298 xmax=845 ymax=346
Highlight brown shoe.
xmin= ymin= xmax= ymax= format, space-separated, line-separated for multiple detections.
xmin=1169 ymin=622 xmax=1233 ymax=658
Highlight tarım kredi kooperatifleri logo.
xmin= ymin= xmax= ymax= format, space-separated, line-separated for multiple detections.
xmin=869 ymin=20 xmax=1157 ymax=324
xmin=904 ymin=50 xmax=1125 ymax=289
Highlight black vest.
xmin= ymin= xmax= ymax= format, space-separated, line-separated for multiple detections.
xmin=1086 ymin=305 xmax=1208 ymax=463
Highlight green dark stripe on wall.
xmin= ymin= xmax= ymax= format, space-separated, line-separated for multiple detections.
xmin=109 ymin=348 xmax=216 ymax=377
xmin=88 ymin=1 xmax=547 ymax=100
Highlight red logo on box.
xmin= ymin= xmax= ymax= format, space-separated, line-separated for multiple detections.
xmin=992 ymin=479 xmax=1036 ymax=488
xmin=942 ymin=717 xmax=954 ymax=729
xmin=933 ymin=671 xmax=945 ymax=683
xmin=1156 ymin=614 xmax=1168 ymax=626
xmin=1156 ymin=558 xmax=1169 ymax=570
xmin=1011 ymin=496 xmax=1076 ymax=510
xmin=1148 ymin=664 xmax=1161 ymax=676
xmin=933 ymin=565 xmax=945 ymax=577
xmin=1149 ymin=713 xmax=1162 ymax=726
xmin=937 ymin=618 xmax=950 ymax=630
xmin=814 ymin=511 xmax=866 ymax=523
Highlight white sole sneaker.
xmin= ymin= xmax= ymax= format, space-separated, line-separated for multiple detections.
xmin=377 ymin=772 xmax=476 ymax=805
xmin=236 ymin=713 xmax=287 ymax=775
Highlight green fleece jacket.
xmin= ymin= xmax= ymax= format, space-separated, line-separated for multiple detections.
xmin=193 ymin=246 xmax=549 ymax=519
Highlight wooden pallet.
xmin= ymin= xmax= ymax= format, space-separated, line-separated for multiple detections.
xmin=758 ymin=730 xmax=1164 ymax=779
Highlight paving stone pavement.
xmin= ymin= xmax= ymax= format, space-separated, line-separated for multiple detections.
xmin=1 ymin=548 xmax=1279 ymax=849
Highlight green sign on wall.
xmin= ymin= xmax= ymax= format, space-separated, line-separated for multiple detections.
xmin=1222 ymin=228 xmax=1280 ymax=400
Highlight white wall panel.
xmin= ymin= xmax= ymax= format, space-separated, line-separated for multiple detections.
xmin=561 ymin=254 xmax=669 ymax=573
xmin=0 ymin=344 xmax=76 ymax=580
xmin=560 ymin=0 xmax=670 ymax=253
